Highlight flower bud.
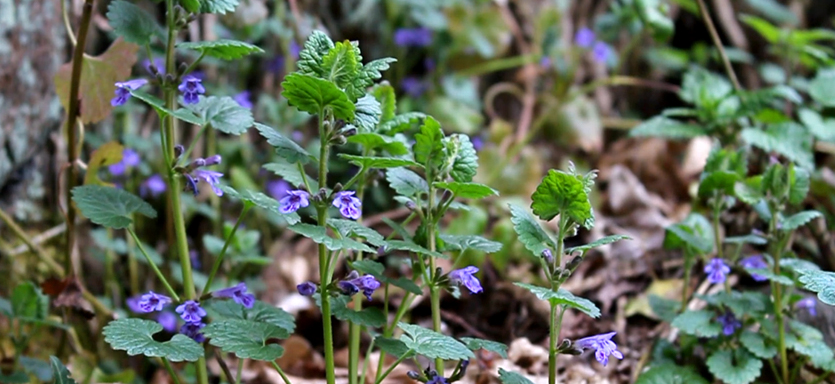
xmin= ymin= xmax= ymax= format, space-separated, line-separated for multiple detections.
xmin=174 ymin=144 xmax=185 ymax=159
xmin=204 ymin=154 xmax=222 ymax=166
xmin=542 ymin=249 xmax=554 ymax=263
xmin=164 ymin=73 xmax=176 ymax=84
xmin=187 ymin=158 xmax=206 ymax=172
xmin=332 ymin=183 xmax=343 ymax=193
xmin=377 ymin=246 xmax=387 ymax=256
xmin=405 ymin=200 xmax=417 ymax=210
xmin=331 ymin=135 xmax=347 ymax=145
xmin=566 ymin=255 xmax=583 ymax=272
xmin=407 ymin=371 xmax=421 ymax=380
xmin=178 ymin=62 xmax=188 ymax=75
xmin=342 ymin=127 xmax=357 ymax=137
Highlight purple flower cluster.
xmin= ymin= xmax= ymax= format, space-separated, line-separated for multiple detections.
xmin=267 ymin=179 xmax=290 ymax=200
xmin=394 ymin=27 xmax=433 ymax=47
xmin=796 ymin=297 xmax=817 ymax=317
xmin=704 ymin=258 xmax=730 ymax=284
xmin=279 ymin=190 xmax=310 ymax=214
xmin=574 ymin=332 xmax=623 ymax=366
xmin=109 ymin=148 xmax=141 ymax=176
xmin=212 ymin=282 xmax=256 ymax=308
xmin=176 ymin=300 xmax=207 ymax=324
xmin=338 ymin=271 xmax=381 ymax=301
xmin=449 ymin=266 xmax=483 ymax=294
xmin=140 ymin=174 xmax=167 ymax=198
xmin=182 ymin=153 xmax=224 ymax=197
xmin=717 ymin=311 xmax=741 ymax=336
xmin=112 ymin=69 xmax=208 ymax=108
xmin=573 ymin=27 xmax=612 ymax=63
xmin=739 ymin=255 xmax=768 ymax=282
xmin=178 ymin=74 xmax=205 ymax=104
xmin=111 ymin=79 xmax=149 ymax=107
xmin=125 ymin=290 xmax=207 ymax=343
xmin=297 ymin=281 xmax=317 ymax=296
xmin=332 ymin=191 xmax=362 ymax=220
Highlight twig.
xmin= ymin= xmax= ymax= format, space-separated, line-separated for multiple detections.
xmin=695 ymin=0 xmax=742 ymax=91
xmin=0 ymin=207 xmax=65 ymax=275
xmin=9 ymin=223 xmax=67 ymax=256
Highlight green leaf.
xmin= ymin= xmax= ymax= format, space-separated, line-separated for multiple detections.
xmin=789 ymin=166 xmax=810 ymax=205
xmin=498 ymin=368 xmax=535 ymax=384
xmin=397 ymin=322 xmax=474 ymax=360
xmin=262 ymin=161 xmax=317 ymax=191
xmin=741 ymin=123 xmax=814 ymax=169
xmin=356 ymin=58 xmax=397 ymax=93
xmin=353 ymin=95 xmax=382 ymax=132
xmin=332 ymin=296 xmax=386 ymax=327
xmin=328 ymin=219 xmax=387 ymax=247
xmin=635 ymin=363 xmax=708 ymax=384
xmin=0 ymin=371 xmax=30 ymax=383
xmin=449 ymin=134 xmax=478 ymax=182
xmin=671 ymin=310 xmax=721 ymax=337
xmin=297 ymin=31 xmax=334 ymax=78
xmin=321 ymin=41 xmax=361 ymax=97
xmin=220 ymin=185 xmax=301 ymax=225
xmin=414 ymin=116 xmax=445 ymax=168
xmin=734 ymin=176 xmax=764 ymax=205
xmin=434 ymin=181 xmax=497 ymax=200
xmin=338 ymin=154 xmax=420 ymax=169
xmin=530 ymin=169 xmax=593 ymax=228
xmin=385 ymin=239 xmax=447 ymax=259
xmin=378 ymin=112 xmax=427 ymax=134
xmin=460 ymin=337 xmax=508 ymax=358
xmin=664 ymin=222 xmax=713 ymax=254
xmin=440 ymin=234 xmax=502 ymax=253
xmin=184 ymin=96 xmax=253 ymax=135
xmin=102 ymin=318 xmax=203 ymax=362
xmin=798 ymin=269 xmax=835 ymax=306
xmin=205 ymin=300 xmax=296 ymax=334
xmin=50 ymin=357 xmax=78 ymax=384
xmin=706 ymin=349 xmax=762 ymax=384
xmin=509 ymin=204 xmax=557 ymax=258
xmin=781 ymin=210 xmax=822 ymax=231
xmin=386 ymin=167 xmax=429 ymax=196
xmin=106 ymin=0 xmax=163 ymax=46
xmin=635 ymin=0 xmax=675 ymax=42
xmin=565 ymin=235 xmax=631 ymax=256
xmin=740 ymin=330 xmax=777 ymax=359
xmin=798 ymin=108 xmax=835 ymax=142
xmin=629 ymin=116 xmax=708 ymax=139
xmin=351 ymin=260 xmax=422 ymax=295
xmin=202 ymin=320 xmax=287 ymax=361
xmin=809 ymin=69 xmax=835 ymax=107
xmin=11 ymin=282 xmax=49 ymax=320
xmin=375 ymin=337 xmax=415 ymax=358
xmin=514 ymin=283 xmax=601 ymax=318
xmin=254 ymin=123 xmax=312 ymax=164
xmin=705 ymin=291 xmax=770 ymax=316
xmin=347 ymin=133 xmax=409 ymax=155
xmin=281 ymin=73 xmax=355 ymax=121
xmin=724 ymin=234 xmax=767 ymax=245
xmin=786 ymin=320 xmax=835 ymax=370
xmin=199 ymin=0 xmax=238 ymax=13
xmin=288 ymin=223 xmax=375 ymax=253
xmin=371 ymin=83 xmax=396 ymax=122
xmin=177 ymin=40 xmax=263 ymax=60
xmin=181 ymin=0 xmax=200 ymax=12
xmin=680 ymin=67 xmax=733 ymax=107
xmin=71 ymin=185 xmax=156 ymax=229
xmin=698 ymin=171 xmax=741 ymax=198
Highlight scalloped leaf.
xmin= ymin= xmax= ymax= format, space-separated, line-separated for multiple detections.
xmin=177 ymin=40 xmax=264 ymax=60
xmin=531 ymin=169 xmax=593 ymax=228
xmin=671 ymin=310 xmax=721 ymax=338
xmin=386 ymin=167 xmax=429 ymax=196
xmin=440 ymin=234 xmax=502 ymax=253
xmin=498 ymin=368 xmax=535 ymax=384
xmin=339 ymin=154 xmax=420 ymax=169
xmin=375 ymin=337 xmax=415 ymax=358
xmin=629 ymin=116 xmax=708 ymax=139
xmin=347 ymin=133 xmax=409 ymax=155
xmin=50 ymin=357 xmax=78 ymax=384
xmin=514 ymin=283 xmax=600 ymax=318
xmin=798 ymin=269 xmax=835 ymax=306
xmin=740 ymin=330 xmax=777 ymax=359
xmin=281 ymin=73 xmax=355 ymax=121
xmin=262 ymin=160 xmax=318 ymax=191
xmin=204 ymin=300 xmax=296 ymax=334
xmin=202 ymin=320 xmax=287 ymax=361
xmin=565 ymin=235 xmax=630 ymax=256
xmin=378 ymin=112 xmax=427 ymax=134
xmin=328 ymin=219 xmax=387 ymax=247
xmin=449 ymin=134 xmax=478 ymax=182
xmin=385 ymin=239 xmax=447 ymax=259
xmin=106 ymin=0 xmax=163 ymax=46
xmin=220 ymin=185 xmax=300 ymax=225
xmin=397 ymin=322 xmax=474 ymax=360
xmin=508 ymin=204 xmax=557 ymax=258
xmin=199 ymin=0 xmax=238 ymax=14
xmin=183 ymin=96 xmax=253 ymax=134
xmin=289 ymin=223 xmax=375 ymax=253
xmin=254 ymin=123 xmax=312 ymax=164
xmin=72 ymin=185 xmax=157 ymax=229
xmin=635 ymin=363 xmax=708 ymax=384
xmin=781 ymin=210 xmax=823 ymax=231
xmin=706 ymin=349 xmax=762 ymax=384
xmin=434 ymin=181 xmax=498 ymax=200
xmin=103 ymin=319 xmax=203 ymax=362
xmin=460 ymin=337 xmax=508 ymax=358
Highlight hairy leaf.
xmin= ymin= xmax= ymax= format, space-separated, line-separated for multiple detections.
xmin=440 ymin=234 xmax=502 ymax=253
xmin=397 ymin=323 xmax=474 ymax=360
xmin=634 ymin=363 xmax=709 ymax=384
xmin=103 ymin=318 xmax=203 ymax=362
xmin=798 ymin=269 xmax=835 ymax=306
xmin=177 ymin=40 xmax=264 ymax=60
xmin=378 ymin=112 xmax=427 ymax=134
xmin=184 ymin=96 xmax=253 ymax=134
xmin=531 ymin=170 xmax=593 ymax=228
xmin=353 ymin=94 xmax=382 ymax=132
xmin=347 ymin=133 xmax=409 ymax=155
xmin=781 ymin=210 xmax=822 ymax=231
xmin=281 ymin=73 xmax=355 ymax=121
xmin=741 ymin=123 xmax=813 ymax=169
xmin=386 ymin=167 xmax=429 ymax=196
xmin=498 ymin=369 xmax=535 ymax=384
xmin=72 ymin=185 xmax=157 ymax=229
xmin=509 ymin=204 xmax=557 ymax=258
xmin=565 ymin=235 xmax=631 ymax=256
xmin=329 ymin=219 xmax=387 ymax=247
xmin=106 ymin=0 xmax=163 ymax=45
xmin=203 ymin=320 xmax=287 ymax=361
xmin=254 ymin=123 xmax=312 ymax=164
xmin=288 ymin=223 xmax=375 ymax=253
xmin=671 ymin=310 xmax=721 ymax=337
xmin=199 ymin=0 xmax=239 ymax=13
xmin=262 ymin=161 xmax=318 ymax=191
xmin=50 ymin=357 xmax=78 ymax=384
xmin=339 ymin=154 xmax=420 ymax=169
xmin=414 ymin=117 xmax=445 ymax=169
xmin=706 ymin=349 xmax=762 ymax=384
xmin=460 ymin=337 xmax=508 ymax=358
xmin=449 ymin=134 xmax=478 ymax=182
xmin=297 ymin=31 xmax=335 ymax=78
xmin=515 ymin=283 xmax=601 ymax=318
xmin=434 ymin=181 xmax=498 ymax=200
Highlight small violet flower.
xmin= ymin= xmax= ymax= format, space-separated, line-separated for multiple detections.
xmin=234 ymin=91 xmax=253 ymax=109
xmin=126 ymin=296 xmax=144 ymax=313
xmin=111 ymin=79 xmax=148 ymax=107
xmin=401 ymin=77 xmax=428 ymax=98
xmin=176 ymin=300 xmax=207 ymax=324
xmin=449 ymin=266 xmax=483 ymax=294
xmin=574 ymin=27 xmax=596 ymax=48
xmin=190 ymin=250 xmax=202 ymax=270
xmin=394 ymin=27 xmax=433 ymax=47
xmin=180 ymin=322 xmax=205 ymax=343
xmin=717 ymin=312 xmax=742 ymax=336
xmin=137 ymin=291 xmax=172 ymax=313
xmin=182 ymin=155 xmax=224 ymax=197
xmin=279 ymin=190 xmax=310 ymax=214
xmin=140 ymin=174 xmax=167 ymax=198
xmin=339 ymin=271 xmax=381 ymax=301
xmin=739 ymin=255 xmax=768 ymax=282
xmin=212 ymin=282 xmax=256 ymax=309
xmin=290 ymin=40 xmax=301 ymax=59
xmin=796 ymin=297 xmax=817 ymax=317
xmin=267 ymin=179 xmax=290 ymax=200
xmin=704 ymin=258 xmax=730 ymax=284
xmin=193 ymin=169 xmax=224 ymax=196
xmin=574 ymin=332 xmax=623 ymax=366
xmin=426 ymin=373 xmax=449 ymax=384
xmin=108 ymin=148 xmax=141 ymax=176
xmin=157 ymin=311 xmax=178 ymax=332
xmin=542 ymin=249 xmax=554 ymax=264
xmin=144 ymin=58 xmax=166 ymax=75
xmin=178 ymin=74 xmax=205 ymax=105
xmin=332 ymin=191 xmax=362 ymax=220
xmin=297 ymin=282 xmax=317 ymax=296
xmin=592 ymin=41 xmax=611 ymax=63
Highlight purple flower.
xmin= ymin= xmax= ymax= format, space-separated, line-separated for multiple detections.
xmin=267 ymin=179 xmax=290 ymax=200
xmin=290 ymin=40 xmax=301 ymax=60
xmin=212 ymin=282 xmax=255 ymax=308
xmin=266 ymin=55 xmax=285 ymax=74
xmin=542 ymin=249 xmax=554 ymax=263
xmin=394 ymin=27 xmax=433 ymax=47
xmin=704 ymin=258 xmax=730 ymax=284
xmin=140 ymin=174 xmax=167 ymax=198
xmin=574 ymin=27 xmax=596 ymax=48
xmin=292 ymin=131 xmax=304 ymax=142
xmin=137 ymin=291 xmax=172 ymax=313
xmin=183 ymin=174 xmax=199 ymax=196
xmin=279 ymin=190 xmax=310 ymax=214
xmin=111 ymin=79 xmax=149 ymax=106
xmin=332 ymin=191 xmax=362 ymax=220
xmin=574 ymin=332 xmax=623 ymax=366
xmin=144 ymin=58 xmax=166 ymax=75
xmin=176 ymin=300 xmax=207 ymax=324
xmin=340 ymin=271 xmax=381 ymax=301
xmin=234 ymin=91 xmax=253 ymax=109
xmin=717 ymin=312 xmax=741 ymax=335
xmin=739 ymin=255 xmax=768 ymax=282
xmin=472 ymin=136 xmax=484 ymax=151
xmin=204 ymin=154 xmax=222 ymax=166
xmin=126 ymin=296 xmax=144 ymax=313
xmin=297 ymin=282 xmax=317 ymax=296
xmin=592 ymin=41 xmax=611 ymax=63
xmin=178 ymin=74 xmax=205 ymax=105
xmin=180 ymin=322 xmax=205 ymax=342
xmin=401 ymin=77 xmax=427 ymax=98
xmin=427 ymin=374 xmax=449 ymax=384
xmin=796 ymin=297 xmax=817 ymax=317
xmin=190 ymin=250 xmax=202 ymax=270
xmin=193 ymin=169 xmax=224 ymax=196
xmin=157 ymin=311 xmax=178 ymax=332
xmin=108 ymin=148 xmax=141 ymax=176
xmin=449 ymin=266 xmax=483 ymax=294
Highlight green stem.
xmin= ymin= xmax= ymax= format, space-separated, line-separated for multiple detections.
xmin=548 ymin=303 xmax=558 ymax=384
xmin=182 ymin=124 xmax=209 ymax=166
xmin=809 ymin=372 xmax=831 ymax=384
xmin=694 ymin=0 xmax=742 ymax=92
xmin=317 ymin=108 xmax=336 ymax=384
xmin=680 ymin=252 xmax=692 ymax=312
xmin=162 ymin=358 xmax=183 ymax=384
xmin=426 ymin=184 xmax=443 ymax=375
xmin=201 ymin=205 xmax=252 ymax=296
xmin=348 ymin=167 xmax=370 ymax=384
xmin=768 ymin=211 xmax=789 ymax=384
xmin=271 ymin=361 xmax=292 ymax=384
xmin=182 ymin=51 xmax=207 ymax=78
xmin=456 ymin=54 xmax=538 ymax=77
xmin=234 ymin=359 xmax=243 ymax=384
xmin=375 ymin=351 xmax=411 ymax=384
xmin=128 ymin=228 xmax=180 ymax=301
xmin=126 ymin=227 xmax=140 ymax=295
xmin=298 ymin=162 xmax=313 ymax=193
xmin=376 ymin=292 xmax=414 ymax=382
